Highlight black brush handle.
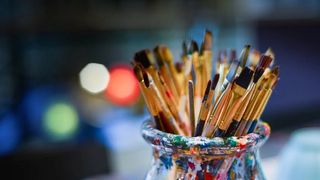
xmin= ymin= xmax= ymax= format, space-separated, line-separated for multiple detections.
xmin=214 ymin=128 xmax=225 ymax=137
xmin=194 ymin=120 xmax=205 ymax=136
xmin=247 ymin=119 xmax=258 ymax=134
xmin=242 ymin=120 xmax=253 ymax=135
xmin=225 ymin=119 xmax=240 ymax=137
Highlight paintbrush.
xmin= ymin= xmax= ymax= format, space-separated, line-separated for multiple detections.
xmin=215 ymin=50 xmax=228 ymax=100
xmin=202 ymin=79 xmax=232 ymax=138
xmin=157 ymin=72 xmax=190 ymax=136
xmin=214 ymin=67 xmax=254 ymax=137
xmin=133 ymin=65 xmax=164 ymax=131
xmin=154 ymin=46 xmax=180 ymax=105
xmin=220 ymin=59 xmax=240 ymax=94
xmin=201 ymin=74 xmax=220 ymax=137
xmin=246 ymin=67 xmax=279 ymax=134
xmin=161 ymin=46 xmax=182 ymax=95
xmin=194 ymin=80 xmax=212 ymax=136
xmin=203 ymin=29 xmax=213 ymax=82
xmin=239 ymin=45 xmax=251 ymax=70
xmin=191 ymin=40 xmax=203 ymax=120
xmin=234 ymin=55 xmax=273 ymax=136
xmin=143 ymin=71 xmax=186 ymax=135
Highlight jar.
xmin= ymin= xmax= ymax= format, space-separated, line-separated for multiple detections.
xmin=141 ymin=119 xmax=270 ymax=180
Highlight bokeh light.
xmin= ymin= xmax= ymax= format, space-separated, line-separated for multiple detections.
xmin=79 ymin=63 xmax=110 ymax=94
xmin=0 ymin=113 xmax=21 ymax=155
xmin=105 ymin=65 xmax=140 ymax=106
xmin=43 ymin=102 xmax=79 ymax=140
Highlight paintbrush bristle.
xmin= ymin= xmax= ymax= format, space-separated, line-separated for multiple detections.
xmin=226 ymin=59 xmax=240 ymax=82
xmin=190 ymin=40 xmax=199 ymax=53
xmin=175 ymin=62 xmax=183 ymax=73
xmin=204 ymin=29 xmax=212 ymax=50
xmin=239 ymin=45 xmax=251 ymax=68
xmin=153 ymin=46 xmax=165 ymax=67
xmin=134 ymin=49 xmax=154 ymax=69
xmin=259 ymin=55 xmax=273 ymax=70
xmin=211 ymin=73 xmax=220 ymax=90
xmin=248 ymin=49 xmax=261 ymax=68
xmin=235 ymin=67 xmax=254 ymax=89
xmin=229 ymin=49 xmax=236 ymax=62
xmin=182 ymin=41 xmax=188 ymax=56
xmin=162 ymin=46 xmax=174 ymax=63
xmin=133 ymin=65 xmax=143 ymax=82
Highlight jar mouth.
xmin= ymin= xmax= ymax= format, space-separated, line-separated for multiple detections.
xmin=141 ymin=119 xmax=270 ymax=154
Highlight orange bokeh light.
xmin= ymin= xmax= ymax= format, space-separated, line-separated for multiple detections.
xmin=105 ymin=65 xmax=140 ymax=106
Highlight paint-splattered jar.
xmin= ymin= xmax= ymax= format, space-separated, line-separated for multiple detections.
xmin=142 ymin=119 xmax=270 ymax=180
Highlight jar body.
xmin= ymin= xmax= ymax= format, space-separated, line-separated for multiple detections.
xmin=142 ymin=120 xmax=270 ymax=180
xmin=145 ymin=149 xmax=265 ymax=180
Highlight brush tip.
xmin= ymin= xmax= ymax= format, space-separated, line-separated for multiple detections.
xmin=134 ymin=49 xmax=154 ymax=68
xmin=226 ymin=59 xmax=240 ymax=82
xmin=211 ymin=73 xmax=220 ymax=90
xmin=133 ymin=65 xmax=143 ymax=81
xmin=229 ymin=49 xmax=236 ymax=62
xmin=235 ymin=67 xmax=254 ymax=89
xmin=259 ymin=55 xmax=273 ymax=70
xmin=162 ymin=46 xmax=174 ymax=63
xmin=239 ymin=45 xmax=251 ymax=68
xmin=190 ymin=40 xmax=199 ymax=53
xmin=204 ymin=29 xmax=213 ymax=50
xmin=175 ymin=62 xmax=183 ymax=73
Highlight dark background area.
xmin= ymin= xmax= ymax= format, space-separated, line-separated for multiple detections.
xmin=0 ymin=0 xmax=319 ymax=179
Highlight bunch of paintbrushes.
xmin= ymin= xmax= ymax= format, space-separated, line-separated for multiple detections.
xmin=132 ymin=30 xmax=279 ymax=138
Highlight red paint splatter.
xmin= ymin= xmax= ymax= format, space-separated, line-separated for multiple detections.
xmin=154 ymin=138 xmax=160 ymax=145
xmin=188 ymin=162 xmax=195 ymax=170
xmin=205 ymin=172 xmax=214 ymax=180
xmin=239 ymin=143 xmax=246 ymax=149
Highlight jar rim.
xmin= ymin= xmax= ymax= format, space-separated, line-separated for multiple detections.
xmin=141 ymin=119 xmax=270 ymax=154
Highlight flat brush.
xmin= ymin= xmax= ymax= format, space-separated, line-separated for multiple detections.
xmin=161 ymin=46 xmax=182 ymax=95
xmin=239 ymin=45 xmax=251 ymax=70
xmin=247 ymin=49 xmax=261 ymax=69
xmin=227 ymin=65 xmax=266 ymax=136
xmin=235 ymin=56 xmax=273 ymax=136
xmin=220 ymin=59 xmax=240 ymax=94
xmin=194 ymin=80 xmax=211 ymax=136
xmin=202 ymin=81 xmax=232 ymax=138
xmin=154 ymin=46 xmax=180 ymax=104
xmin=157 ymin=72 xmax=189 ymax=136
xmin=214 ymin=67 xmax=254 ymax=137
xmin=201 ymin=74 xmax=220 ymax=137
xmin=133 ymin=65 xmax=163 ymax=130
xmin=143 ymin=72 xmax=182 ymax=134
xmin=247 ymin=67 xmax=279 ymax=134
xmin=134 ymin=49 xmax=164 ymax=97
xmin=215 ymin=51 xmax=228 ymax=100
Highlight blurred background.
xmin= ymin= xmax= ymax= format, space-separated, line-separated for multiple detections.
xmin=0 ymin=0 xmax=320 ymax=179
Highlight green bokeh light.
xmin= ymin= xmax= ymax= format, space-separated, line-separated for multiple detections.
xmin=43 ymin=102 xmax=79 ymax=140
